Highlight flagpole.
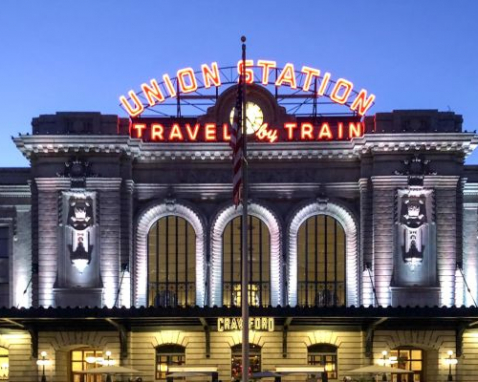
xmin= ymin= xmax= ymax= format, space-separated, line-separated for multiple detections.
xmin=240 ymin=35 xmax=249 ymax=382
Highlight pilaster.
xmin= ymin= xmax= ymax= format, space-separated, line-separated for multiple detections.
xmin=359 ymin=178 xmax=373 ymax=306
xmin=371 ymin=176 xmax=407 ymax=307
xmin=86 ymin=178 xmax=123 ymax=307
xmin=34 ymin=178 xmax=70 ymax=307
xmin=425 ymin=176 xmax=460 ymax=306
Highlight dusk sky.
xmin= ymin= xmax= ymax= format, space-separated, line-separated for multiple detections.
xmin=1 ymin=1 xmax=477 ymax=166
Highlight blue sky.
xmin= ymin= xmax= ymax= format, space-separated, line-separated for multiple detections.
xmin=1 ymin=1 xmax=478 ymax=166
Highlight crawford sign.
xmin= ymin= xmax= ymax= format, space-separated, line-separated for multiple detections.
xmin=120 ymin=60 xmax=375 ymax=118
xmin=217 ymin=317 xmax=275 ymax=332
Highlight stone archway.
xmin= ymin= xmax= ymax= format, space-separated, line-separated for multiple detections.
xmin=288 ymin=201 xmax=359 ymax=306
xmin=210 ymin=203 xmax=282 ymax=307
xmin=134 ymin=201 xmax=206 ymax=307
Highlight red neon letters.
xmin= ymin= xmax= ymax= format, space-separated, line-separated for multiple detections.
xmin=130 ymin=121 xmax=365 ymax=143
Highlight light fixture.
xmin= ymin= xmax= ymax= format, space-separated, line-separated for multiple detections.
xmin=36 ymin=351 xmax=50 ymax=382
xmin=86 ymin=350 xmax=114 ymax=366
xmin=444 ymin=350 xmax=458 ymax=381
xmin=103 ymin=350 xmax=115 ymax=366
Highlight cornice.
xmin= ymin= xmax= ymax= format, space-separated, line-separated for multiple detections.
xmin=86 ymin=178 xmax=123 ymax=191
xmin=13 ymin=132 xmax=478 ymax=162
xmin=35 ymin=178 xmax=71 ymax=191
xmin=353 ymin=132 xmax=478 ymax=156
xmin=134 ymin=182 xmax=360 ymax=197
xmin=0 ymin=185 xmax=31 ymax=198
xmin=371 ymin=176 xmax=408 ymax=188
xmin=463 ymin=183 xmax=478 ymax=196
xmin=423 ymin=176 xmax=460 ymax=188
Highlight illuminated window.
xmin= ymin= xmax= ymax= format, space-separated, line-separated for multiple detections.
xmin=223 ymin=216 xmax=270 ymax=307
xmin=297 ymin=215 xmax=345 ymax=307
xmin=155 ymin=344 xmax=185 ymax=380
xmin=231 ymin=344 xmax=261 ymax=380
xmin=70 ymin=348 xmax=103 ymax=382
xmin=308 ymin=344 xmax=338 ymax=380
xmin=0 ymin=347 xmax=8 ymax=381
xmin=0 ymin=227 xmax=9 ymax=308
xmin=390 ymin=347 xmax=424 ymax=382
xmin=148 ymin=216 xmax=196 ymax=307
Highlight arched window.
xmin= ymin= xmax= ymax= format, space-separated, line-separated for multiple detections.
xmin=297 ymin=215 xmax=346 ymax=307
xmin=308 ymin=343 xmax=338 ymax=380
xmin=223 ymin=216 xmax=270 ymax=307
xmin=0 ymin=347 xmax=8 ymax=381
xmin=390 ymin=347 xmax=424 ymax=382
xmin=148 ymin=216 xmax=196 ymax=307
xmin=156 ymin=344 xmax=185 ymax=380
xmin=70 ymin=348 xmax=103 ymax=382
xmin=231 ymin=344 xmax=261 ymax=380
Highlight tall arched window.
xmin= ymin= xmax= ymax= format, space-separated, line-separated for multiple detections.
xmin=223 ymin=216 xmax=270 ymax=307
xmin=231 ymin=344 xmax=261 ymax=380
xmin=390 ymin=347 xmax=424 ymax=382
xmin=148 ymin=216 xmax=196 ymax=307
xmin=297 ymin=215 xmax=346 ymax=307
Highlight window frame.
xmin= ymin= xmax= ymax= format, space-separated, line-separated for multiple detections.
xmin=155 ymin=344 xmax=186 ymax=380
xmin=147 ymin=216 xmax=196 ymax=307
xmin=231 ymin=343 xmax=261 ymax=380
xmin=297 ymin=215 xmax=346 ymax=307
xmin=390 ymin=346 xmax=424 ymax=382
xmin=70 ymin=348 xmax=103 ymax=382
xmin=307 ymin=343 xmax=338 ymax=380
xmin=222 ymin=215 xmax=271 ymax=307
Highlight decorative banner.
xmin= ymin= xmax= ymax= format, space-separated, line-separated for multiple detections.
xmin=217 ymin=317 xmax=275 ymax=332
xmin=129 ymin=117 xmax=365 ymax=143
xmin=120 ymin=60 xmax=375 ymax=117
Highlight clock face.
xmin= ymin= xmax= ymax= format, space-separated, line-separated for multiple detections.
xmin=230 ymin=101 xmax=264 ymax=135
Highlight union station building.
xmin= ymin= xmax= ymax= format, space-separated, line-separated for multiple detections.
xmin=1 ymin=62 xmax=478 ymax=382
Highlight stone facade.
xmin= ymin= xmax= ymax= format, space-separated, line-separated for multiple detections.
xmin=0 ymin=104 xmax=477 ymax=381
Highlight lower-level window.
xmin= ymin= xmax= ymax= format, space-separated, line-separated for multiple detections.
xmin=0 ymin=347 xmax=8 ymax=381
xmin=231 ymin=344 xmax=261 ymax=381
xmin=308 ymin=343 xmax=338 ymax=380
xmin=390 ymin=347 xmax=424 ymax=382
xmin=156 ymin=344 xmax=185 ymax=380
xmin=70 ymin=349 xmax=103 ymax=382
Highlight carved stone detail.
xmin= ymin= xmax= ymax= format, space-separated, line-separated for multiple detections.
xmin=394 ymin=154 xmax=437 ymax=186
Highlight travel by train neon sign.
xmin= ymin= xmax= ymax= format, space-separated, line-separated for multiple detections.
xmin=120 ymin=60 xmax=376 ymax=118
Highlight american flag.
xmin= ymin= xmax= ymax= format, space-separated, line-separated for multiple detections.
xmin=230 ymin=78 xmax=243 ymax=207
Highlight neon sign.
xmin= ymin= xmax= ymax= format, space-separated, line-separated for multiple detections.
xmin=217 ymin=317 xmax=274 ymax=332
xmin=120 ymin=60 xmax=375 ymax=118
xmin=130 ymin=117 xmax=365 ymax=143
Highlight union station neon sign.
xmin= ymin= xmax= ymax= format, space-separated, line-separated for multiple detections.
xmin=120 ymin=60 xmax=375 ymax=118
xmin=122 ymin=60 xmax=375 ymax=143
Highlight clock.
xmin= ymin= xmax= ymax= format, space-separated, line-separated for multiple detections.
xmin=230 ymin=101 xmax=264 ymax=135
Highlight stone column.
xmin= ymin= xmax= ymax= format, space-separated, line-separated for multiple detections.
xmin=34 ymin=178 xmax=70 ymax=308
xmin=371 ymin=176 xmax=407 ymax=306
xmin=86 ymin=178 xmax=122 ymax=307
xmin=12 ymin=204 xmax=32 ymax=308
xmin=461 ymin=183 xmax=478 ymax=307
xmin=359 ymin=178 xmax=374 ymax=306
xmin=425 ymin=176 xmax=460 ymax=307
xmin=120 ymin=179 xmax=134 ymax=307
